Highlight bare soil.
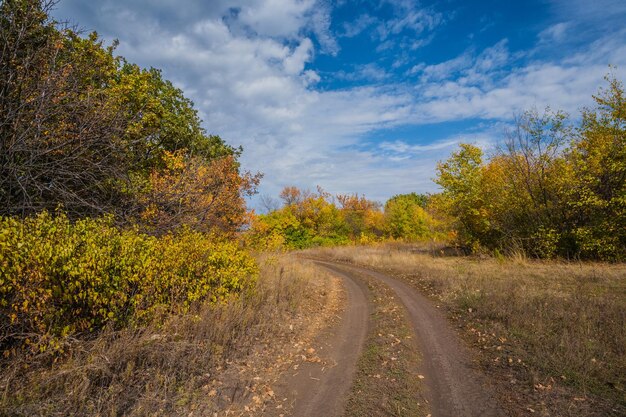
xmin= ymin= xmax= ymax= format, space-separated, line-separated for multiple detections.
xmin=267 ymin=263 xmax=370 ymax=416
xmin=336 ymin=264 xmax=429 ymax=417
xmin=270 ymin=259 xmax=505 ymax=416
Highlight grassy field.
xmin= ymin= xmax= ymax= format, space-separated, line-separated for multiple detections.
xmin=0 ymin=255 xmax=335 ymax=417
xmin=306 ymin=244 xmax=626 ymax=417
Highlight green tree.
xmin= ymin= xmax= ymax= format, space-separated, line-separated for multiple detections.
xmin=384 ymin=193 xmax=431 ymax=240
xmin=109 ymin=63 xmax=236 ymax=173
xmin=435 ymin=143 xmax=490 ymax=249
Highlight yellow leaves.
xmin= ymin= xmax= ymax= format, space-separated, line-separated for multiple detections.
xmin=0 ymin=212 xmax=258 ymax=356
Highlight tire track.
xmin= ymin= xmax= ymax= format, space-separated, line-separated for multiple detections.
xmin=270 ymin=264 xmax=370 ymax=417
xmin=316 ymin=261 xmax=504 ymax=417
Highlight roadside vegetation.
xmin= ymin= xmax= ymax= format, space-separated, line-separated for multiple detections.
xmin=1 ymin=255 xmax=334 ymax=416
xmin=307 ymin=244 xmax=626 ymax=416
xmin=1 ymin=0 xmax=624 ymax=416
xmin=0 ymin=2 xmax=320 ymax=415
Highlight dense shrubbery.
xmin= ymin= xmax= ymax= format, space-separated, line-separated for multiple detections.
xmin=436 ymin=76 xmax=626 ymax=260
xmin=0 ymin=211 xmax=257 ymax=355
xmin=0 ymin=1 xmax=261 ymax=356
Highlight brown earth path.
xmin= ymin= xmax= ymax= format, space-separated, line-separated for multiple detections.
xmin=315 ymin=260 xmax=504 ymax=417
xmin=268 ymin=263 xmax=370 ymax=417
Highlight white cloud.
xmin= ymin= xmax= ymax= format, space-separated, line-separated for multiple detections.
xmin=376 ymin=7 xmax=442 ymax=41
xmin=52 ymin=0 xmax=626 ymax=204
xmin=238 ymin=0 xmax=314 ymax=38
xmin=549 ymin=0 xmax=626 ymax=24
xmin=538 ymin=22 xmax=570 ymax=44
xmin=342 ymin=13 xmax=377 ymax=37
xmin=283 ymin=38 xmax=314 ymax=74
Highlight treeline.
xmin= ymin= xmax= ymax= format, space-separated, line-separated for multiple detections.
xmin=248 ymin=186 xmax=446 ymax=249
xmin=436 ymin=77 xmax=625 ymax=261
xmin=0 ymin=0 xmax=259 ymax=355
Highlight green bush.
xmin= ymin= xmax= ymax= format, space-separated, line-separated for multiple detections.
xmin=0 ymin=212 xmax=257 ymax=355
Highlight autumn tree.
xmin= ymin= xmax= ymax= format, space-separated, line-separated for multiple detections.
xmin=251 ymin=187 xmax=338 ymax=248
xmin=435 ymin=143 xmax=491 ymax=249
xmin=384 ymin=193 xmax=432 ymax=240
xmin=0 ymin=0 xmax=256 ymax=233
xmin=336 ymin=193 xmax=384 ymax=241
xmin=0 ymin=0 xmax=128 ymax=216
xmin=138 ymin=152 xmax=260 ymax=236
xmin=568 ymin=74 xmax=626 ymax=260
xmin=435 ymin=74 xmax=625 ymax=260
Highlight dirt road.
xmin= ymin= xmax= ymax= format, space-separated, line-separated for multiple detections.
xmin=270 ymin=265 xmax=370 ymax=417
xmin=271 ymin=260 xmax=503 ymax=416
xmin=327 ymin=261 xmax=503 ymax=417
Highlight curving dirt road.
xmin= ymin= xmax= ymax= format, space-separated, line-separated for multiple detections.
xmin=321 ymin=261 xmax=503 ymax=417
xmin=271 ymin=260 xmax=504 ymax=417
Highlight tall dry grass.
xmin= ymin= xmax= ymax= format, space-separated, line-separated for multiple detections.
xmin=306 ymin=244 xmax=626 ymax=415
xmin=0 ymin=255 xmax=327 ymax=416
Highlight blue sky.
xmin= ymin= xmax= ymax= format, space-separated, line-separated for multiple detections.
xmin=53 ymin=0 xmax=626 ymax=205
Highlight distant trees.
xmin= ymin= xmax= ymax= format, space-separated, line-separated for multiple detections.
xmin=0 ymin=0 xmax=257 ymax=234
xmin=436 ymin=75 xmax=626 ymax=260
xmin=249 ymin=187 xmax=444 ymax=249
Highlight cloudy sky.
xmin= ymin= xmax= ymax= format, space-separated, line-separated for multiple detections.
xmin=53 ymin=0 xmax=626 ymax=206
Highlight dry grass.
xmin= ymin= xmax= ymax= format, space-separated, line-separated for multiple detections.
xmin=0 ymin=255 xmax=333 ymax=417
xmin=306 ymin=244 xmax=626 ymax=416
xmin=344 ymin=272 xmax=428 ymax=417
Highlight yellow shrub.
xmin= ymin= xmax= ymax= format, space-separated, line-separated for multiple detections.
xmin=0 ymin=212 xmax=257 ymax=355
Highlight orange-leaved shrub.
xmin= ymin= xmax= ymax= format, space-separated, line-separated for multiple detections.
xmin=0 ymin=211 xmax=257 ymax=355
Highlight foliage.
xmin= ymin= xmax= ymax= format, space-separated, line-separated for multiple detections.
xmin=435 ymin=143 xmax=491 ymax=250
xmin=109 ymin=62 xmax=237 ymax=172
xmin=435 ymin=74 xmax=626 ymax=260
xmin=137 ymin=151 xmax=260 ymax=235
xmin=249 ymin=187 xmax=442 ymax=249
xmin=384 ymin=193 xmax=435 ymax=240
xmin=567 ymin=74 xmax=626 ymax=260
xmin=250 ymin=187 xmax=349 ymax=249
xmin=0 ymin=211 xmax=258 ymax=355
xmin=0 ymin=0 xmax=255 ymax=231
xmin=0 ymin=0 xmax=128 ymax=216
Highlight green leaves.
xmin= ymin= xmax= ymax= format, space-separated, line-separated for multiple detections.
xmin=383 ymin=193 xmax=433 ymax=240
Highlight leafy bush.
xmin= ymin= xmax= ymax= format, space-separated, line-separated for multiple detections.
xmin=0 ymin=212 xmax=257 ymax=355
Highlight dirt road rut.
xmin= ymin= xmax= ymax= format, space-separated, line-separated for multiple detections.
xmin=270 ymin=265 xmax=370 ymax=417
xmin=316 ymin=261 xmax=503 ymax=417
